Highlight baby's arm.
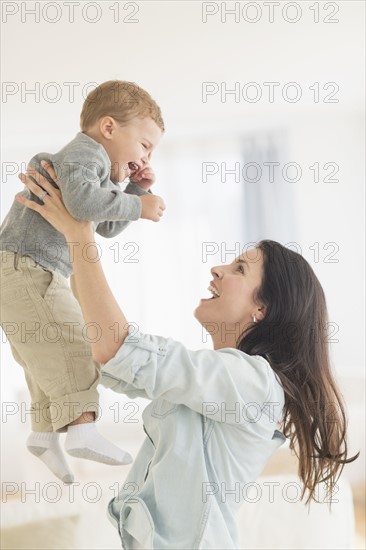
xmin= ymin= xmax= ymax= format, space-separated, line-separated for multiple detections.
xmin=61 ymin=160 xmax=141 ymax=222
xmin=28 ymin=145 xmax=164 ymax=227
xmin=28 ymin=148 xmax=141 ymax=223
xmin=95 ymin=181 xmax=152 ymax=238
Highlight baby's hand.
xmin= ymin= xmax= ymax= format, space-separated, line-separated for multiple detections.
xmin=130 ymin=162 xmax=155 ymax=191
xmin=140 ymin=194 xmax=166 ymax=222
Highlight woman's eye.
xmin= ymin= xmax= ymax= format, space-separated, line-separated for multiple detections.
xmin=237 ymin=264 xmax=244 ymax=273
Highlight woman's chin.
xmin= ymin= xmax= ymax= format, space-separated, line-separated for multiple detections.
xmin=194 ymin=298 xmax=218 ymax=323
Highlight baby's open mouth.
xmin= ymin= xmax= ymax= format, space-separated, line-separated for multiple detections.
xmin=128 ymin=162 xmax=140 ymax=173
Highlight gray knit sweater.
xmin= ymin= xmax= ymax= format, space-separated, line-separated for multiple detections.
xmin=0 ymin=132 xmax=151 ymax=278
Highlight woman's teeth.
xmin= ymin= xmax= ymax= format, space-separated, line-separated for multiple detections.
xmin=207 ymin=284 xmax=220 ymax=298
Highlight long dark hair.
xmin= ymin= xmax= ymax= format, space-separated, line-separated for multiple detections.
xmin=237 ymin=240 xmax=359 ymax=508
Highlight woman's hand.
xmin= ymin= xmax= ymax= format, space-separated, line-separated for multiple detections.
xmin=15 ymin=161 xmax=92 ymax=239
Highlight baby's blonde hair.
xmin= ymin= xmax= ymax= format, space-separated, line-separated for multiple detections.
xmin=80 ymin=80 xmax=165 ymax=132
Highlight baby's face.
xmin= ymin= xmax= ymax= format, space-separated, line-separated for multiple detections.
xmin=105 ymin=117 xmax=162 ymax=183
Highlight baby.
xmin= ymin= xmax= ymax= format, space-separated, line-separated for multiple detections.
xmin=0 ymin=80 xmax=165 ymax=483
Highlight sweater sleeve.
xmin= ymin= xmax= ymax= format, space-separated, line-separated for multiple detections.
xmin=28 ymin=149 xmax=141 ymax=223
xmin=100 ymin=325 xmax=281 ymax=427
xmin=95 ymin=182 xmax=153 ymax=238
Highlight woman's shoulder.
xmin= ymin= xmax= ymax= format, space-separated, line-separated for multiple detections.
xmin=219 ymin=347 xmax=285 ymax=403
xmin=217 ymin=345 xmax=272 ymax=373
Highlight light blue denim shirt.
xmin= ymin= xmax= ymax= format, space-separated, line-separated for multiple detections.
xmin=100 ymin=324 xmax=286 ymax=549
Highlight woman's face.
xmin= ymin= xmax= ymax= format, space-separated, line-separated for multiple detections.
xmin=194 ymin=247 xmax=266 ymax=349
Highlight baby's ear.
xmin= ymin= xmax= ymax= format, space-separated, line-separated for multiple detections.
xmin=99 ymin=116 xmax=115 ymax=138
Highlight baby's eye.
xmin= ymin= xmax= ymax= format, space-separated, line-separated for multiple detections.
xmin=142 ymin=143 xmax=148 ymax=149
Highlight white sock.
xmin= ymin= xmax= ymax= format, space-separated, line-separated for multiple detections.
xmin=26 ymin=432 xmax=74 ymax=484
xmin=65 ymin=423 xmax=133 ymax=466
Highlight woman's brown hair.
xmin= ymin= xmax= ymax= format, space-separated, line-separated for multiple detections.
xmin=237 ymin=240 xmax=359 ymax=508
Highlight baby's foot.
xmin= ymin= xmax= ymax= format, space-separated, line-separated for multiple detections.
xmin=26 ymin=431 xmax=74 ymax=484
xmin=65 ymin=423 xmax=133 ymax=465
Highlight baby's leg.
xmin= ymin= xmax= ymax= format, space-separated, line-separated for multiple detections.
xmin=1 ymin=252 xmax=74 ymax=481
xmin=1 ymin=279 xmax=74 ymax=484
xmin=1 ymin=253 xmax=132 ymax=466
xmin=21 ymin=369 xmax=74 ymax=484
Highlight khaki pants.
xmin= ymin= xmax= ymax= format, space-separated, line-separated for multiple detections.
xmin=0 ymin=251 xmax=101 ymax=432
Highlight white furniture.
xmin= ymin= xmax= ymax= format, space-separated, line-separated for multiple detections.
xmin=236 ymin=474 xmax=356 ymax=550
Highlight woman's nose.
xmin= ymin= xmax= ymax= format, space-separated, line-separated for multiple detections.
xmin=211 ymin=266 xmax=223 ymax=278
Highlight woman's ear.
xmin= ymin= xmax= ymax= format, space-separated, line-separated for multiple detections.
xmin=257 ymin=306 xmax=266 ymax=321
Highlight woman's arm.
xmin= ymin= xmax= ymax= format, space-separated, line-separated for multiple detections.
xmin=66 ymin=225 xmax=129 ymax=363
xmin=70 ymin=274 xmax=79 ymax=302
xmin=16 ymin=164 xmax=129 ymax=363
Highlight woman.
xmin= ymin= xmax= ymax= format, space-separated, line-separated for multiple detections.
xmin=15 ymin=163 xmax=358 ymax=550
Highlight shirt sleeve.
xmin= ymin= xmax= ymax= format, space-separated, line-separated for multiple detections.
xmin=28 ymin=151 xmax=141 ymax=223
xmin=100 ymin=324 xmax=277 ymax=426
xmin=95 ymin=182 xmax=153 ymax=238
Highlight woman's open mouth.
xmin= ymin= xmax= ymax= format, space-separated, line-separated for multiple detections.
xmin=201 ymin=285 xmax=221 ymax=301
